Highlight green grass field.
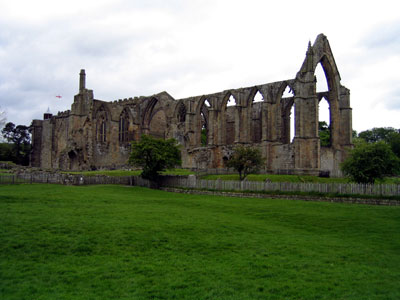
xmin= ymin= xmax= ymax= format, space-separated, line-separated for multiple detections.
xmin=1 ymin=184 xmax=399 ymax=299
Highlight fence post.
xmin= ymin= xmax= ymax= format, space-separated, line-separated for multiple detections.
xmin=188 ymin=174 xmax=196 ymax=189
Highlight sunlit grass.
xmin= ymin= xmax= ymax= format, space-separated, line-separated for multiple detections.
xmin=0 ymin=184 xmax=399 ymax=299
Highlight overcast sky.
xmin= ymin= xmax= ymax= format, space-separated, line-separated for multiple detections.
xmin=0 ymin=0 xmax=399 ymax=133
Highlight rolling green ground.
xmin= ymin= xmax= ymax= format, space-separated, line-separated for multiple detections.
xmin=0 ymin=184 xmax=399 ymax=299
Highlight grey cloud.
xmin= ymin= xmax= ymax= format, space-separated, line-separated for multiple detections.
xmin=383 ymin=87 xmax=400 ymax=111
xmin=361 ymin=19 xmax=400 ymax=52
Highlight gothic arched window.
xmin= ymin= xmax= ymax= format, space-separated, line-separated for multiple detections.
xmin=119 ymin=109 xmax=130 ymax=143
xmin=99 ymin=120 xmax=106 ymax=142
xmin=177 ymin=103 xmax=186 ymax=123
xmin=96 ymin=106 xmax=108 ymax=143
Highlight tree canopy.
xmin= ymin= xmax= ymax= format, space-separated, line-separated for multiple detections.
xmin=129 ymin=135 xmax=181 ymax=181
xmin=319 ymin=121 xmax=330 ymax=147
xmin=358 ymin=127 xmax=399 ymax=143
xmin=341 ymin=141 xmax=400 ymax=184
xmin=226 ymin=145 xmax=264 ymax=181
xmin=358 ymin=127 xmax=400 ymax=159
xmin=1 ymin=122 xmax=31 ymax=165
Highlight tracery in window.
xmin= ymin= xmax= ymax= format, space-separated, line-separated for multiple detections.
xmin=119 ymin=109 xmax=130 ymax=143
xmin=96 ymin=106 xmax=108 ymax=143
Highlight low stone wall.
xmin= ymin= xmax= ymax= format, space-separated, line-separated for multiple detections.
xmin=161 ymin=187 xmax=400 ymax=206
xmin=13 ymin=172 xmax=133 ymax=185
xmin=0 ymin=162 xmax=16 ymax=170
xmin=160 ymin=175 xmax=400 ymax=197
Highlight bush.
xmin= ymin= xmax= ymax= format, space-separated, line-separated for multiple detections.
xmin=129 ymin=135 xmax=181 ymax=181
xmin=226 ymin=145 xmax=264 ymax=181
xmin=341 ymin=141 xmax=400 ymax=183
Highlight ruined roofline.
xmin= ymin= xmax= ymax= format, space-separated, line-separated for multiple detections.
xmin=79 ymin=73 xmax=347 ymax=107
xmin=174 ymin=78 xmax=298 ymax=103
xmin=75 ymin=33 xmax=347 ymax=106
xmin=86 ymin=77 xmax=299 ymax=108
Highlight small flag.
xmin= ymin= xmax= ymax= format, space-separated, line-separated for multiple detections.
xmin=56 ymin=95 xmax=62 ymax=99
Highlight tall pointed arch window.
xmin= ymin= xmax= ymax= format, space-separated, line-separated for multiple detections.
xmin=177 ymin=102 xmax=186 ymax=123
xmin=99 ymin=120 xmax=106 ymax=142
xmin=316 ymin=62 xmax=331 ymax=147
xmin=96 ymin=106 xmax=108 ymax=143
xmin=199 ymin=99 xmax=210 ymax=146
xmin=119 ymin=109 xmax=130 ymax=143
xmin=280 ymin=85 xmax=295 ymax=144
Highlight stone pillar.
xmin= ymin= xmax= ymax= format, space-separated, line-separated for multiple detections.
xmin=241 ymin=105 xmax=249 ymax=144
xmin=261 ymin=102 xmax=268 ymax=141
xmin=234 ymin=105 xmax=241 ymax=143
xmin=217 ymin=108 xmax=224 ymax=146
xmin=186 ymin=112 xmax=196 ymax=147
xmin=207 ymin=108 xmax=216 ymax=146
xmin=242 ymin=91 xmax=253 ymax=144
xmin=266 ymin=102 xmax=278 ymax=142
xmin=293 ymin=94 xmax=320 ymax=170
xmin=323 ymin=92 xmax=340 ymax=148
xmin=79 ymin=69 xmax=86 ymax=93
xmin=339 ymin=87 xmax=352 ymax=147
xmin=292 ymin=42 xmax=320 ymax=172
xmin=30 ymin=120 xmax=43 ymax=167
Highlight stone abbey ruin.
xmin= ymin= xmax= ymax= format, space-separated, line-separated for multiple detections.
xmin=31 ymin=34 xmax=352 ymax=177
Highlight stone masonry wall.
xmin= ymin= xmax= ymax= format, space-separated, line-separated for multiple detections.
xmin=30 ymin=34 xmax=352 ymax=176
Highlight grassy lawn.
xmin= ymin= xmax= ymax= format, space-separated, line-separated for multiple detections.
xmin=0 ymin=184 xmax=399 ymax=299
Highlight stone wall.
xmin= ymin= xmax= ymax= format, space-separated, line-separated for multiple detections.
xmin=30 ymin=34 xmax=353 ymax=176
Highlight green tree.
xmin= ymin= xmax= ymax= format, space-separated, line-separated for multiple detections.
xmin=358 ymin=127 xmax=398 ymax=143
xmin=319 ymin=121 xmax=330 ymax=147
xmin=129 ymin=135 xmax=181 ymax=181
xmin=358 ymin=127 xmax=400 ymax=159
xmin=201 ymin=128 xmax=207 ymax=146
xmin=0 ymin=143 xmax=15 ymax=162
xmin=227 ymin=145 xmax=264 ymax=181
xmin=388 ymin=131 xmax=400 ymax=158
xmin=1 ymin=122 xmax=31 ymax=165
xmin=341 ymin=141 xmax=400 ymax=184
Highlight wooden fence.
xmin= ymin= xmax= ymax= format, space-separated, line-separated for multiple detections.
xmin=1 ymin=173 xmax=400 ymax=197
xmin=160 ymin=176 xmax=400 ymax=197
xmin=0 ymin=173 xmax=157 ymax=188
xmin=0 ymin=174 xmax=32 ymax=184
